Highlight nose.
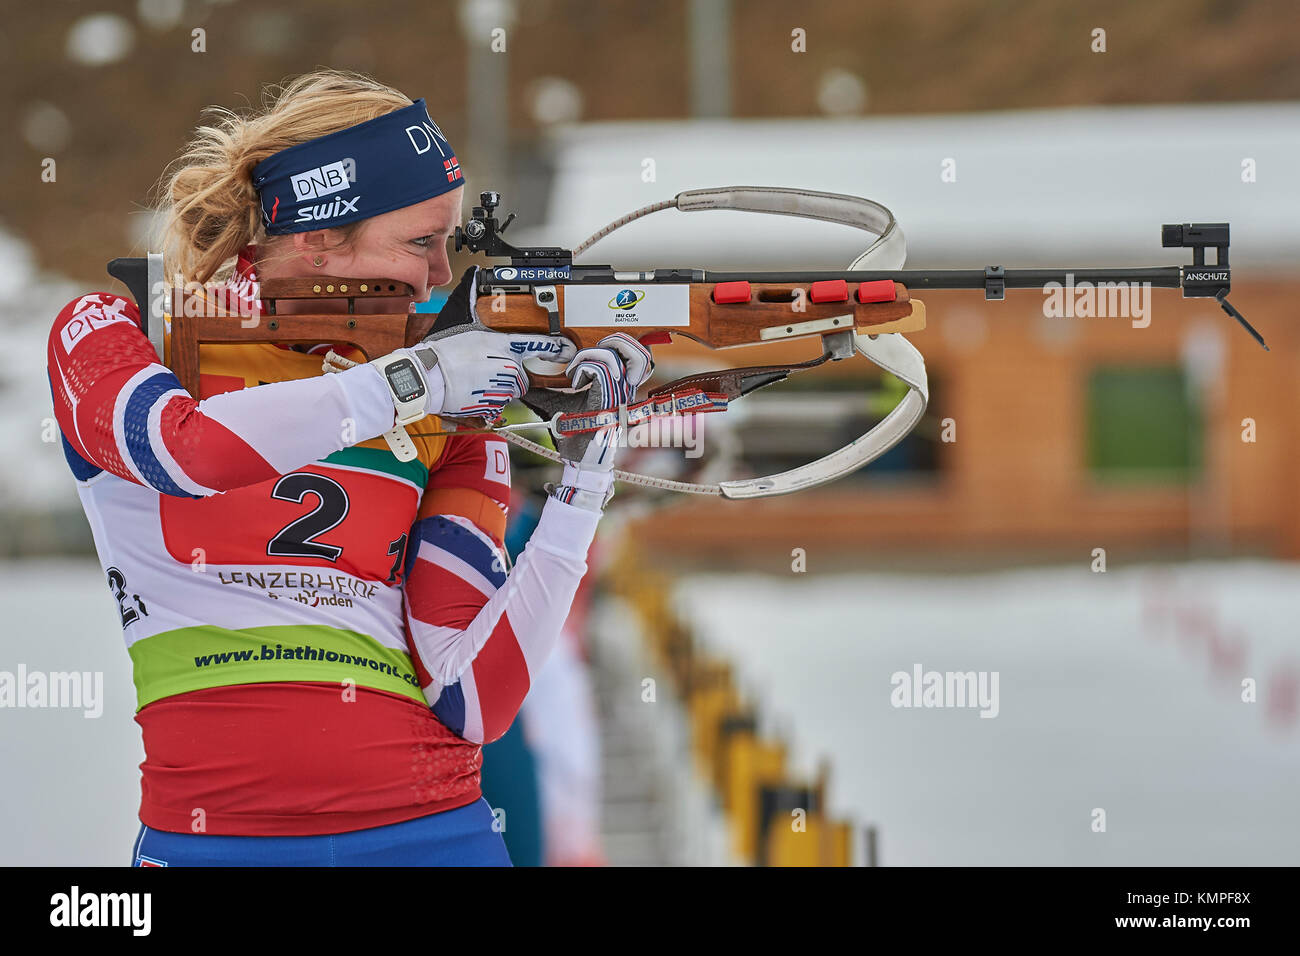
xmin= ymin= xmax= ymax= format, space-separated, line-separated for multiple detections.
xmin=425 ymin=247 xmax=453 ymax=296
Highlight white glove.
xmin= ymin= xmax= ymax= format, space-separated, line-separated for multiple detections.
xmin=566 ymin=332 xmax=654 ymax=413
xmin=402 ymin=327 xmax=574 ymax=421
xmin=550 ymin=332 xmax=655 ymax=511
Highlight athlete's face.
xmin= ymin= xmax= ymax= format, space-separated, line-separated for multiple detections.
xmin=268 ymin=188 xmax=464 ymax=314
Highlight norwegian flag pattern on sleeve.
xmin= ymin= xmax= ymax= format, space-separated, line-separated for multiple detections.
xmin=47 ymin=292 xmax=398 ymax=496
xmin=403 ymin=432 xmax=601 ymax=744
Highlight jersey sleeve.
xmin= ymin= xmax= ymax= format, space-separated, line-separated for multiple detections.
xmin=47 ymin=292 xmax=398 ymax=497
xmin=402 ymin=430 xmax=601 ymax=744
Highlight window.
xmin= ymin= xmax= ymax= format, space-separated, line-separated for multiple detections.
xmin=1086 ymin=366 xmax=1202 ymax=482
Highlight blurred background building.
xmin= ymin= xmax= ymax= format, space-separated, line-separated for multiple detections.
xmin=2 ymin=0 xmax=1298 ymax=866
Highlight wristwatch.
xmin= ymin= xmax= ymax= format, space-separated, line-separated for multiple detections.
xmin=369 ymin=349 xmax=437 ymax=427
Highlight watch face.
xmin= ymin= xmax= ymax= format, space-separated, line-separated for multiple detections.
xmin=386 ymin=359 xmax=425 ymax=403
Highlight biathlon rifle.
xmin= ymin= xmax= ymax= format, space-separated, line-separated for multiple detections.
xmin=107 ymin=187 xmax=1262 ymax=499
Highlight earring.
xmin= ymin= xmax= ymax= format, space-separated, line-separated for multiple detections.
xmin=313 ymin=255 xmax=324 ymax=267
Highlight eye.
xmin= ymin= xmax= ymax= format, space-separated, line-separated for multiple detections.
xmin=411 ymin=230 xmax=450 ymax=249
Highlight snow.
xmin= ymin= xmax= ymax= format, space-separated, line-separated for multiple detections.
xmin=0 ymin=559 xmax=143 ymax=865
xmin=673 ymin=560 xmax=1300 ymax=865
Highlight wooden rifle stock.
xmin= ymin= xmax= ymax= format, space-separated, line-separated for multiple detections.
xmin=167 ymin=276 xmax=429 ymax=397
xmin=167 ymin=276 xmax=926 ymax=396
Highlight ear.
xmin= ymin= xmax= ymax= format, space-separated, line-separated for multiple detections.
xmin=291 ymin=231 xmax=331 ymax=256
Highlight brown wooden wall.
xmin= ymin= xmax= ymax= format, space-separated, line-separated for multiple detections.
xmin=631 ymin=278 xmax=1300 ymax=563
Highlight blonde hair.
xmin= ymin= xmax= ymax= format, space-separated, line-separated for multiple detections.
xmin=156 ymin=70 xmax=412 ymax=284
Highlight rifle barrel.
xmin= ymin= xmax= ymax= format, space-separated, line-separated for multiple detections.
xmin=703 ymin=266 xmax=1186 ymax=290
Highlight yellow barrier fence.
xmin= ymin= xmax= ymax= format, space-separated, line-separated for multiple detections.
xmin=604 ymin=549 xmax=871 ymax=866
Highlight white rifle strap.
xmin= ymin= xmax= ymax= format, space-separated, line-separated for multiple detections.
xmin=574 ymin=186 xmax=907 ymax=271
xmin=558 ymin=186 xmax=928 ymax=497
xmin=718 ymin=331 xmax=928 ymax=498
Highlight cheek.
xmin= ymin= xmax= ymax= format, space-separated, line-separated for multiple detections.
xmin=394 ymin=257 xmax=432 ymax=300
xmin=353 ymin=244 xmax=427 ymax=287
xmin=407 ymin=259 xmax=432 ymax=292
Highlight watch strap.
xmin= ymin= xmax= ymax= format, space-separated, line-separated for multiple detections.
xmin=382 ymin=425 xmax=419 ymax=463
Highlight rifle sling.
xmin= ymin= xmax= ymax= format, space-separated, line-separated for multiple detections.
xmin=648 ymin=351 xmax=833 ymax=401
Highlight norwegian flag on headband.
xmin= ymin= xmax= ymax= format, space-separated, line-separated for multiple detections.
xmin=444 ymin=156 xmax=462 ymax=182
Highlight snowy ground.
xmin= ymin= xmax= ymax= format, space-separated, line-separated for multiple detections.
xmin=674 ymin=561 xmax=1300 ymax=865
xmin=0 ymin=559 xmax=143 ymax=866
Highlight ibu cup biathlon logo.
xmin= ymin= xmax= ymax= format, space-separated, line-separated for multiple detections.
xmin=609 ymin=289 xmax=645 ymax=310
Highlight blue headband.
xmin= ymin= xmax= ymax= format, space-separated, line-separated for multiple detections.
xmin=251 ymin=98 xmax=462 ymax=235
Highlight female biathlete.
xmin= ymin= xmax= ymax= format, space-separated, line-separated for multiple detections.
xmin=45 ymin=70 xmax=648 ymax=866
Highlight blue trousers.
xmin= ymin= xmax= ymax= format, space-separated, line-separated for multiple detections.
xmin=131 ymin=798 xmax=511 ymax=866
